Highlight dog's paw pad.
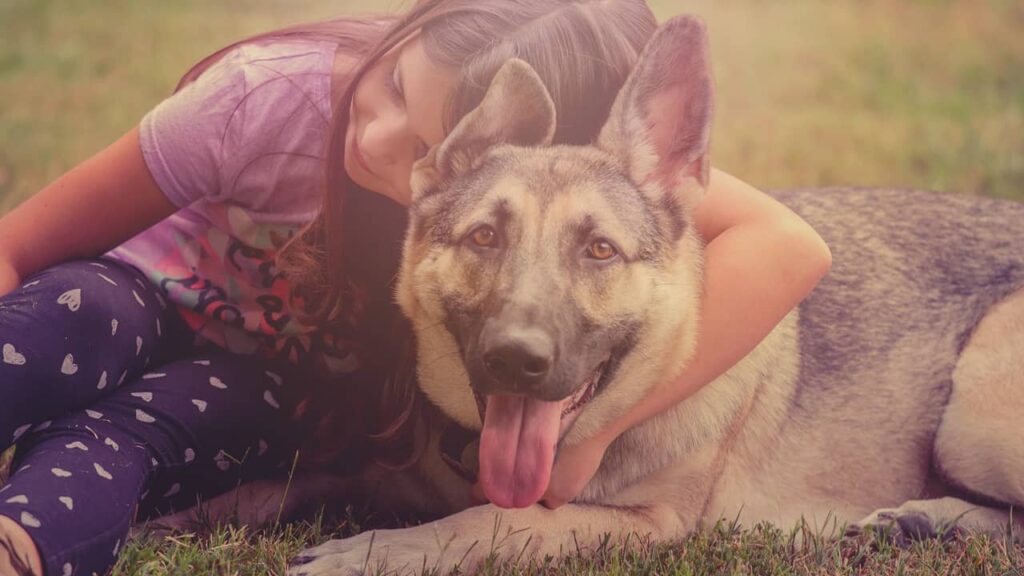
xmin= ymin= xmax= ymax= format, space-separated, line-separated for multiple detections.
xmin=894 ymin=510 xmax=936 ymax=540
xmin=850 ymin=508 xmax=954 ymax=547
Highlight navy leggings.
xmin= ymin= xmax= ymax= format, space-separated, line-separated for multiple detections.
xmin=0 ymin=258 xmax=322 ymax=576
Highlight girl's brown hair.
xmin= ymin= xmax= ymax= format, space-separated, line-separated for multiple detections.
xmin=180 ymin=0 xmax=657 ymax=469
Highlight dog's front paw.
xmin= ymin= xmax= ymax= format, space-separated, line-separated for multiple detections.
xmin=846 ymin=506 xmax=961 ymax=547
xmin=289 ymin=533 xmax=374 ymax=576
xmin=289 ymin=529 xmax=447 ymax=576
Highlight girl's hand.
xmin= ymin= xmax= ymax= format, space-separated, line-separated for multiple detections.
xmin=0 ymin=257 xmax=21 ymax=298
xmin=0 ymin=126 xmax=177 ymax=299
xmin=541 ymin=430 xmax=614 ymax=508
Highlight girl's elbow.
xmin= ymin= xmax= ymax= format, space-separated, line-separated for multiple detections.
xmin=787 ymin=220 xmax=832 ymax=286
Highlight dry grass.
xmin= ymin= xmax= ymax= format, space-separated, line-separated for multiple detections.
xmin=1 ymin=0 xmax=1023 ymax=574
xmin=0 ymin=0 xmax=1021 ymax=212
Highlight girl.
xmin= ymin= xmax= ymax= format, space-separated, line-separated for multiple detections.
xmin=0 ymin=0 xmax=831 ymax=574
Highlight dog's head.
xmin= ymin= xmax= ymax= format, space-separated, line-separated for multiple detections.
xmin=396 ymin=16 xmax=713 ymax=508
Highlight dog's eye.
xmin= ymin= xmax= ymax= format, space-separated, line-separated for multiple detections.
xmin=469 ymin=226 xmax=498 ymax=248
xmin=587 ymin=239 xmax=618 ymax=261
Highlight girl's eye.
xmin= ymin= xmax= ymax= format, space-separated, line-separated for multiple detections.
xmin=469 ymin=226 xmax=498 ymax=248
xmin=386 ymin=64 xmax=403 ymax=102
xmin=587 ymin=239 xmax=618 ymax=261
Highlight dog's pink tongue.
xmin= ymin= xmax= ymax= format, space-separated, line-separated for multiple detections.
xmin=479 ymin=394 xmax=560 ymax=509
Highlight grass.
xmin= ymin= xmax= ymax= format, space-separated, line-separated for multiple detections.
xmin=0 ymin=0 xmax=1021 ymax=210
xmin=115 ymin=509 xmax=1024 ymax=575
xmin=1 ymin=0 xmax=1023 ymax=574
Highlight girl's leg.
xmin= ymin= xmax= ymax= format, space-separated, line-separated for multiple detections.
xmin=0 ymin=350 xmax=317 ymax=576
xmin=0 ymin=257 xmax=192 ymax=451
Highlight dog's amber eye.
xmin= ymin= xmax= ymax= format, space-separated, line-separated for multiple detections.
xmin=470 ymin=226 xmax=497 ymax=248
xmin=587 ymin=240 xmax=618 ymax=260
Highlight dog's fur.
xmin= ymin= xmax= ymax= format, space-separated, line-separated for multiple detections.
xmin=154 ymin=15 xmax=1024 ymax=575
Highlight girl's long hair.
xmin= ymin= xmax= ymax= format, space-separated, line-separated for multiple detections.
xmin=177 ymin=0 xmax=658 ymax=471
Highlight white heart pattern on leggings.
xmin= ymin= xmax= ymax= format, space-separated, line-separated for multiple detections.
xmin=57 ymin=289 xmax=81 ymax=312
xmin=135 ymin=409 xmax=156 ymax=423
xmin=20 ymin=511 xmax=41 ymax=528
xmin=4 ymin=495 xmax=28 ymax=504
xmin=111 ymin=319 xmax=119 ymax=336
xmin=131 ymin=391 xmax=154 ymax=402
xmin=209 ymin=377 xmax=227 ymax=389
xmin=12 ymin=423 xmax=31 ymax=442
xmin=3 ymin=343 xmax=26 ymax=365
xmin=184 ymin=448 xmax=196 ymax=463
xmin=59 ymin=496 xmax=74 ymax=511
xmin=94 ymin=462 xmax=113 ymax=480
xmin=97 ymin=371 xmax=108 ymax=389
xmin=263 ymin=390 xmax=280 ymax=409
xmin=61 ymin=354 xmax=78 ymax=375
xmin=191 ymin=399 xmax=208 ymax=412
xmin=97 ymin=273 xmax=117 ymax=286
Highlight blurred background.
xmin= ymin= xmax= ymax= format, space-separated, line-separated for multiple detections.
xmin=1 ymin=0 xmax=1021 ymax=214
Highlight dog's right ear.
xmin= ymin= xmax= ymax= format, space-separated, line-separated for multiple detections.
xmin=597 ymin=15 xmax=714 ymax=211
xmin=410 ymin=59 xmax=556 ymax=202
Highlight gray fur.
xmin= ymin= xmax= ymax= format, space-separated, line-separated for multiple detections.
xmin=158 ymin=16 xmax=1024 ymax=576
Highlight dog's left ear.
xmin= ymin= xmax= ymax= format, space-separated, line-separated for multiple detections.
xmin=410 ymin=59 xmax=556 ymax=202
xmin=597 ymin=15 xmax=714 ymax=209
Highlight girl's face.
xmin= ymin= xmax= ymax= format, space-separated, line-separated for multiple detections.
xmin=344 ymin=35 xmax=457 ymax=206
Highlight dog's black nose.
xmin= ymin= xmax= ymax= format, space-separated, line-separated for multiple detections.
xmin=482 ymin=328 xmax=554 ymax=390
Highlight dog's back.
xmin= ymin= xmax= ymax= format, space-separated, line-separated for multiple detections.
xmin=695 ymin=187 xmax=1024 ymax=530
xmin=287 ymin=17 xmax=1024 ymax=573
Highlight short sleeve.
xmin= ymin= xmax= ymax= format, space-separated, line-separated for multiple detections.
xmin=139 ymin=47 xmax=250 ymax=208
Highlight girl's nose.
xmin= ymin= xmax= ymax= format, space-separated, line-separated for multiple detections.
xmin=363 ymin=114 xmax=412 ymax=168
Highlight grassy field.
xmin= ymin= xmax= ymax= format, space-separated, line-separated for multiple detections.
xmin=0 ymin=0 xmax=1021 ymax=211
xmin=116 ymin=514 xmax=1024 ymax=575
xmin=1 ymin=0 xmax=1023 ymax=574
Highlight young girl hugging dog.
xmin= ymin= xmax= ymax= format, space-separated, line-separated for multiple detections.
xmin=0 ymin=1 xmax=830 ymax=574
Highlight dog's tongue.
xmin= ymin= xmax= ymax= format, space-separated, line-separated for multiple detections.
xmin=478 ymin=394 xmax=560 ymax=508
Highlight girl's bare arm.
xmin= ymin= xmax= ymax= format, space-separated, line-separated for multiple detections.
xmin=542 ymin=167 xmax=832 ymax=507
xmin=0 ymin=126 xmax=177 ymax=296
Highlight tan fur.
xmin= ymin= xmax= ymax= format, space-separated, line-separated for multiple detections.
xmin=153 ymin=18 xmax=1024 ymax=575
xmin=936 ymin=286 xmax=1024 ymax=504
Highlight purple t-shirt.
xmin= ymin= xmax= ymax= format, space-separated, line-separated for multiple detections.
xmin=106 ymin=39 xmax=360 ymax=376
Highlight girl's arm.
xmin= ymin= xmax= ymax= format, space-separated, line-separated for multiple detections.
xmin=541 ymin=167 xmax=832 ymax=508
xmin=0 ymin=126 xmax=177 ymax=297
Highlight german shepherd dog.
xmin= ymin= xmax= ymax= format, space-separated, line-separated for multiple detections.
xmin=161 ymin=15 xmax=1024 ymax=575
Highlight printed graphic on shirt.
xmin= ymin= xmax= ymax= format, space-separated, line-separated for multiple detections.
xmin=147 ymin=204 xmax=362 ymax=376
